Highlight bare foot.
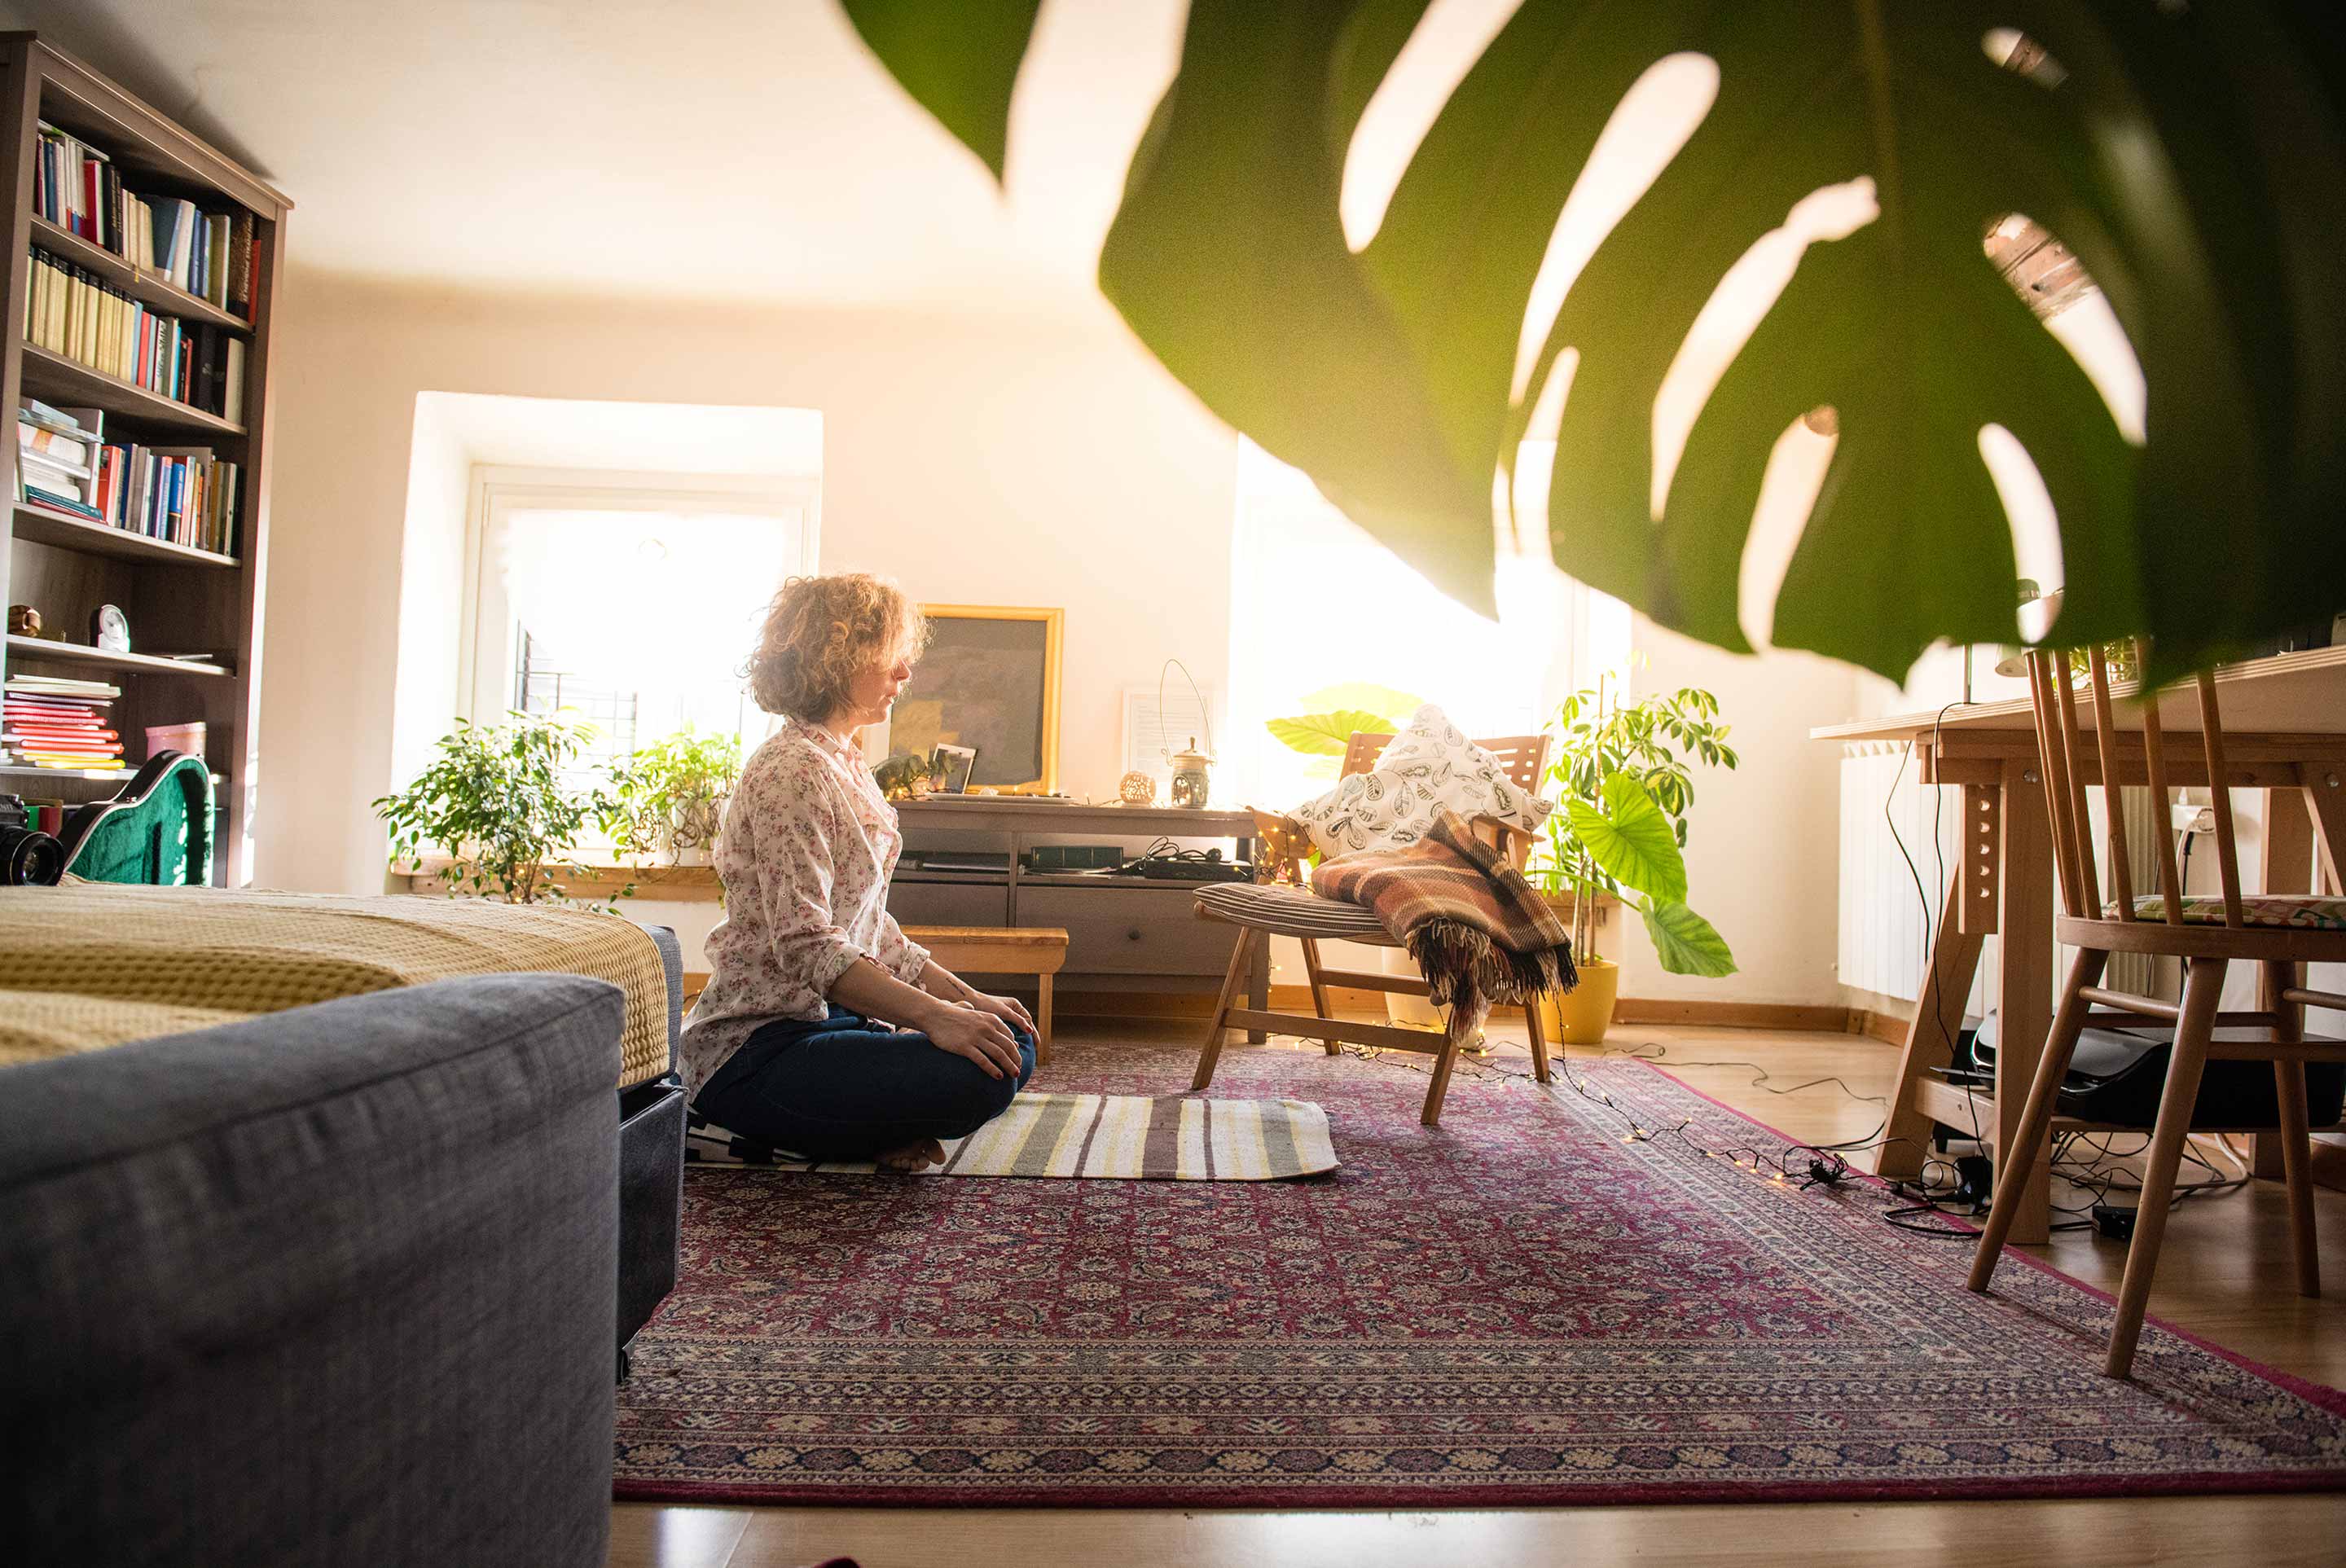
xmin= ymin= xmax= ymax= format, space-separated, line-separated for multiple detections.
xmin=876 ymin=1137 xmax=946 ymax=1172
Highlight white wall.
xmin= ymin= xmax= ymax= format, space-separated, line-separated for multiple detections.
xmin=257 ymin=271 xmax=1238 ymax=895
xmin=1613 ymin=618 xmax=1859 ymax=1005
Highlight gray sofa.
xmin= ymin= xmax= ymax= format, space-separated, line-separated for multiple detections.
xmin=0 ymin=967 xmax=674 ymax=1566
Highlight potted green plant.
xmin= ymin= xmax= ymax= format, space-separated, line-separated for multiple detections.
xmin=1533 ymin=679 xmax=1738 ymax=1043
xmin=604 ymin=727 xmax=744 ymax=867
xmin=374 ymin=712 xmax=628 ymax=910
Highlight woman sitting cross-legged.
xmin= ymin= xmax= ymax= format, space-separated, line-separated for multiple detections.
xmin=680 ymin=572 xmax=1036 ymax=1171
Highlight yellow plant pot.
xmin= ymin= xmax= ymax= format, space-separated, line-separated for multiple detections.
xmin=1540 ymin=957 xmax=1620 ymax=1045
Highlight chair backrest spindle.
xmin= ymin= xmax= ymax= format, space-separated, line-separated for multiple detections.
xmin=2026 ymin=652 xmax=2086 ymax=918
xmin=2053 ymin=654 xmax=2102 ymax=915
xmin=2135 ymin=638 xmax=2186 ymax=925
xmin=2194 ymin=671 xmax=2246 ymax=926
xmin=2086 ymin=649 xmax=2136 ymax=918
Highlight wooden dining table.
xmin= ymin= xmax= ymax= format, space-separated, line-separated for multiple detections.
xmin=1812 ymin=646 xmax=2346 ymax=1243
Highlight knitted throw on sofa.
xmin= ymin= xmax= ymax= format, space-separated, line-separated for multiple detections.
xmin=1310 ymin=807 xmax=1576 ymax=1043
xmin=0 ymin=883 xmax=670 ymax=1087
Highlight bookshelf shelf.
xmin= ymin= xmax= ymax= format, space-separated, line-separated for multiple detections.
xmin=8 ymin=634 xmax=231 ymax=678
xmin=2 ymin=33 xmax=288 ymax=883
xmin=20 ymin=343 xmax=245 ymax=436
xmin=13 ymin=502 xmax=239 ymax=566
xmin=29 ymin=214 xmax=251 ymax=333
xmin=1 ymin=762 xmax=221 ymax=787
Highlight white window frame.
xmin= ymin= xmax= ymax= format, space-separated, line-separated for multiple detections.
xmin=458 ymin=465 xmax=821 ymax=725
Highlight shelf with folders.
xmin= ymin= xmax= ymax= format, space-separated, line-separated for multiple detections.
xmin=0 ymin=33 xmax=289 ymax=884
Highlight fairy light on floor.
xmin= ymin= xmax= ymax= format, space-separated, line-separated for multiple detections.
xmin=1304 ymin=1029 xmax=1968 ymax=1220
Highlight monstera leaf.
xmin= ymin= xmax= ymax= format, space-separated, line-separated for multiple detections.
xmin=839 ymin=0 xmax=2346 ymax=678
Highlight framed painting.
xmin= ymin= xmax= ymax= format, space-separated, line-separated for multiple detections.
xmin=888 ymin=605 xmax=1063 ymax=793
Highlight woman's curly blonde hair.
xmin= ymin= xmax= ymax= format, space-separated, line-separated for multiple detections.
xmin=745 ymin=573 xmax=929 ymax=722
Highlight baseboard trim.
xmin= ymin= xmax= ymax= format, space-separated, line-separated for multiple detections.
xmin=1851 ymin=1008 xmax=1911 ymax=1047
xmin=1607 ymin=998 xmax=1852 ymax=1033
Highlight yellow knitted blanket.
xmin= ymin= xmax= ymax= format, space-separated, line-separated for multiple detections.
xmin=0 ymin=885 xmax=670 ymax=1087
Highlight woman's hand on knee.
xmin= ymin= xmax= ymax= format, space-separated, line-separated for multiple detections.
xmin=971 ymin=990 xmax=1036 ymax=1038
xmin=926 ymin=1004 xmax=1025 ymax=1079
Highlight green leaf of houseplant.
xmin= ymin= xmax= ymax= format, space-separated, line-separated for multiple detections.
xmin=1563 ymin=772 xmax=1687 ymax=904
xmin=1266 ymin=709 xmax=1396 ymax=757
xmin=1297 ymin=683 xmax=1426 ymax=727
xmin=837 ymin=0 xmax=2346 ymax=674
xmin=1638 ymin=898 xmax=1738 ymax=977
xmin=1095 ymin=0 xmax=1496 ymax=615
xmin=837 ymin=0 xmax=1043 ymax=181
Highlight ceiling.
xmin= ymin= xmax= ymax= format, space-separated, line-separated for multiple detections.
xmin=5 ymin=0 xmax=1190 ymax=311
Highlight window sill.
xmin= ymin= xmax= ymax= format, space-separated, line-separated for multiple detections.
xmin=390 ymin=854 xmax=725 ymax=902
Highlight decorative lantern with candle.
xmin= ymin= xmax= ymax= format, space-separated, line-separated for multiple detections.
xmin=1158 ymin=659 xmax=1215 ymax=809
xmin=1169 ymin=738 xmax=1214 ymax=808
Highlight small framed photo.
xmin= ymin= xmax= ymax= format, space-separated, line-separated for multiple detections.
xmin=932 ymin=744 xmax=978 ymax=794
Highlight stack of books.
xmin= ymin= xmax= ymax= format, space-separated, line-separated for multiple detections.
xmin=24 ymin=245 xmax=246 ymax=421
xmin=3 ymin=673 xmax=124 ymax=771
xmin=16 ymin=397 xmax=103 ymax=516
xmin=17 ymin=397 xmax=242 ymax=556
xmin=32 ymin=120 xmax=255 ymax=319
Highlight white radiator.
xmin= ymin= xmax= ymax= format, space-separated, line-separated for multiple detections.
xmin=1838 ymin=744 xmax=1997 ymax=1012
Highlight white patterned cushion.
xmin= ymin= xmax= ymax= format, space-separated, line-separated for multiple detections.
xmin=1289 ymin=705 xmax=1553 ymax=860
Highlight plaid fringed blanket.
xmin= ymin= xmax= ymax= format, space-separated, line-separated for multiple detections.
xmin=1311 ymin=808 xmax=1576 ymax=1041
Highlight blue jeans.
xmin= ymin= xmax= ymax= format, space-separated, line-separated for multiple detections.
xmin=693 ymin=1006 xmax=1036 ymax=1162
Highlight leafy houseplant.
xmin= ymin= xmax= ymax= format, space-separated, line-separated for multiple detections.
xmin=375 ymin=713 xmax=629 ymax=910
xmin=604 ymin=728 xmax=744 ymax=867
xmin=841 ymin=2 xmax=2344 ymax=680
xmin=1534 ymin=680 xmax=1738 ymax=1039
xmin=1264 ymin=683 xmax=1426 ymax=763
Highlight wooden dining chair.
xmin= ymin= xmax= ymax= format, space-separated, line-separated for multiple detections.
xmin=1188 ymin=731 xmax=1555 ymax=1127
xmin=1966 ymin=642 xmax=2346 ymax=1377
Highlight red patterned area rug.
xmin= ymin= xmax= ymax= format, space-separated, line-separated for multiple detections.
xmin=613 ymin=1041 xmax=2346 ymax=1507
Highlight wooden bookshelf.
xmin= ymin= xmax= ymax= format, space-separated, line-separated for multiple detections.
xmin=13 ymin=502 xmax=238 ymax=566
xmin=7 ymin=633 xmax=231 ymax=676
xmin=0 ymin=34 xmax=289 ymax=882
xmin=20 ymin=343 xmax=248 ymax=435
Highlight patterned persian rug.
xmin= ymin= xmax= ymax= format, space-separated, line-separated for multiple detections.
xmin=614 ymin=1041 xmax=2346 ymax=1507
xmin=687 ymin=1091 xmax=1337 ymax=1179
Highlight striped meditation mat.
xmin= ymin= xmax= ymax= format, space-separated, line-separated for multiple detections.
xmin=686 ymin=1092 xmax=1337 ymax=1180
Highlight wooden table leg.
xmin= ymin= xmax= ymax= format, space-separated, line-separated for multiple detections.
xmin=1036 ymin=973 xmax=1054 ymax=1068
xmin=1992 ymin=756 xmax=2056 ymax=1245
xmin=1878 ymin=862 xmax=1985 ymax=1180
xmin=2255 ymin=784 xmax=2317 ymax=1178
xmin=1245 ymin=929 xmax=1270 ymax=1043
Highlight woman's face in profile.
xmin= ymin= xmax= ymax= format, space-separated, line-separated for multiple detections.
xmin=845 ymin=646 xmax=915 ymax=727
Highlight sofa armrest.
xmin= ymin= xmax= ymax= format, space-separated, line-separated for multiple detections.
xmin=0 ymin=973 xmax=625 ymax=1567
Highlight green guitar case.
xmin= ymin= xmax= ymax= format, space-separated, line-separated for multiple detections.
xmin=58 ymin=751 xmax=216 ymax=886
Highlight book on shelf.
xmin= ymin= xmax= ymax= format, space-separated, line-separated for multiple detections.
xmin=33 ymin=121 xmax=256 ymax=320
xmin=17 ymin=402 xmax=243 ymax=556
xmin=2 ymin=672 xmax=123 ymax=768
xmin=25 ymin=246 xmax=246 ymax=419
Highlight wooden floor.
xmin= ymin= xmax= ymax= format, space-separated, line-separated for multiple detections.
xmin=612 ymin=1017 xmax=2346 ymax=1567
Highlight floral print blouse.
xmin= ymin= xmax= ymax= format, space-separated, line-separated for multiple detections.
xmin=678 ymin=719 xmax=931 ymax=1098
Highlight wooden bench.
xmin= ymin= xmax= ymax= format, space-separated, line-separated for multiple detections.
xmin=902 ymin=925 xmax=1070 ymax=1063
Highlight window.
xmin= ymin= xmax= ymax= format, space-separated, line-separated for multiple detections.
xmin=1225 ymin=438 xmax=1626 ymax=806
xmin=461 ymin=468 xmax=819 ymax=800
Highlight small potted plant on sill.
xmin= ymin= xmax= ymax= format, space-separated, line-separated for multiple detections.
xmin=374 ymin=711 xmax=630 ymax=911
xmin=1532 ymin=679 xmax=1739 ymax=1043
xmin=604 ymin=727 xmax=743 ymax=868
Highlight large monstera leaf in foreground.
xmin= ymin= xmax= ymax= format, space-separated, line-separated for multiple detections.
xmin=840 ymin=0 xmax=2346 ymax=679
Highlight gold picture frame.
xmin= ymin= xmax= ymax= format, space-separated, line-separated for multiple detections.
xmin=890 ymin=604 xmax=1064 ymax=793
